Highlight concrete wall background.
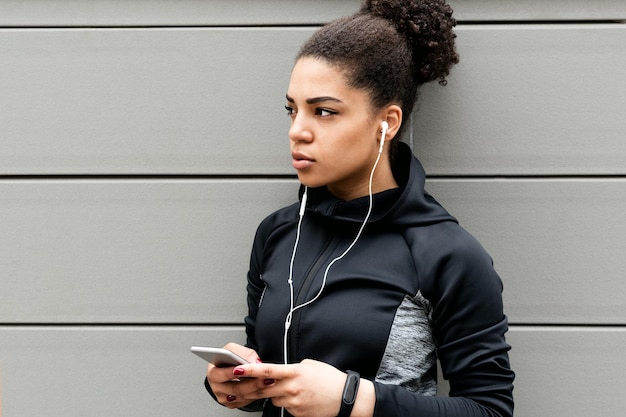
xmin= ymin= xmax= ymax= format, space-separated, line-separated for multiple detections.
xmin=1 ymin=1 xmax=625 ymax=415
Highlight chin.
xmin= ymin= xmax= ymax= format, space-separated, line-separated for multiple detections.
xmin=297 ymin=174 xmax=326 ymax=189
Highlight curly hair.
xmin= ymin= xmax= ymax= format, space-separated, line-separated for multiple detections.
xmin=296 ymin=0 xmax=459 ymax=141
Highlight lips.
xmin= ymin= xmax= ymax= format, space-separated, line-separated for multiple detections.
xmin=291 ymin=151 xmax=315 ymax=170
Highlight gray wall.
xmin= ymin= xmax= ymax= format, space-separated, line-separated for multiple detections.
xmin=1 ymin=1 xmax=625 ymax=416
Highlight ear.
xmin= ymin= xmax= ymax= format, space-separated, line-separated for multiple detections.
xmin=379 ymin=104 xmax=402 ymax=143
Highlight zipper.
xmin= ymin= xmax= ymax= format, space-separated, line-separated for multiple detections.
xmin=287 ymin=233 xmax=342 ymax=363
xmin=257 ymin=275 xmax=267 ymax=309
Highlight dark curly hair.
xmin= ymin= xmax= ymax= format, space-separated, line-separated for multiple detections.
xmin=296 ymin=0 xmax=459 ymax=143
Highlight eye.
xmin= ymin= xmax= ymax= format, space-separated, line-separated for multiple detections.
xmin=316 ymin=108 xmax=337 ymax=117
xmin=285 ymin=105 xmax=296 ymax=117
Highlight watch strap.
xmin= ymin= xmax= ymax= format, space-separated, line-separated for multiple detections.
xmin=337 ymin=370 xmax=360 ymax=417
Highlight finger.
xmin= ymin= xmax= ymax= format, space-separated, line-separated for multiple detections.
xmin=223 ymin=343 xmax=262 ymax=364
xmin=207 ymin=363 xmax=242 ymax=383
xmin=214 ymin=380 xmax=260 ymax=409
xmin=222 ymin=376 xmax=277 ymax=404
xmin=219 ymin=393 xmax=250 ymax=410
xmin=232 ymin=363 xmax=297 ymax=380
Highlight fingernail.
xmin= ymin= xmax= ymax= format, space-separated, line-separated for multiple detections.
xmin=226 ymin=395 xmax=236 ymax=402
xmin=233 ymin=368 xmax=245 ymax=376
xmin=264 ymin=379 xmax=275 ymax=386
xmin=256 ymin=358 xmax=263 ymax=363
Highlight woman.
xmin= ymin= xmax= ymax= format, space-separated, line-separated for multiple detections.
xmin=205 ymin=1 xmax=515 ymax=416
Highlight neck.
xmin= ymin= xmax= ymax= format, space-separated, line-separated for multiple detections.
xmin=328 ymin=159 xmax=398 ymax=201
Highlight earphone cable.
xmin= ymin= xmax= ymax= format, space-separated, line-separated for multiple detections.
xmin=280 ymin=125 xmax=387 ymax=417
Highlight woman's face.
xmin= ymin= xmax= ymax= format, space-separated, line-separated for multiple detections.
xmin=286 ymin=57 xmax=390 ymax=201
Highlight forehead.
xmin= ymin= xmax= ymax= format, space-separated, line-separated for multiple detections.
xmin=287 ymin=57 xmax=370 ymax=105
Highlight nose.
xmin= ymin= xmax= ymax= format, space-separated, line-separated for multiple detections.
xmin=288 ymin=113 xmax=313 ymax=143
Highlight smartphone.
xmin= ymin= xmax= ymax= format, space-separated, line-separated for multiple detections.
xmin=190 ymin=346 xmax=249 ymax=367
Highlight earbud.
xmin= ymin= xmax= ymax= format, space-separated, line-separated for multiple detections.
xmin=299 ymin=187 xmax=308 ymax=216
xmin=379 ymin=121 xmax=389 ymax=153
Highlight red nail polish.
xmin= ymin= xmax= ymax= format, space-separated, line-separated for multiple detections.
xmin=233 ymin=368 xmax=245 ymax=376
xmin=264 ymin=378 xmax=275 ymax=386
xmin=226 ymin=395 xmax=236 ymax=402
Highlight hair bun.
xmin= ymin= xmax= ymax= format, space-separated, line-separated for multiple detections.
xmin=362 ymin=0 xmax=459 ymax=84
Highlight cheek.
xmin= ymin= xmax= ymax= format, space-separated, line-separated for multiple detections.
xmin=341 ymin=130 xmax=377 ymax=160
xmin=313 ymin=121 xmax=376 ymax=167
xmin=334 ymin=125 xmax=374 ymax=149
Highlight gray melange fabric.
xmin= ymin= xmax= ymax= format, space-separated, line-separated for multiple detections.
xmin=375 ymin=291 xmax=438 ymax=395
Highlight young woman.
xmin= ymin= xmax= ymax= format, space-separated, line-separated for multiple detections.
xmin=204 ymin=1 xmax=515 ymax=416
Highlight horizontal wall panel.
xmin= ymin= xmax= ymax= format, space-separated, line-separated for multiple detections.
xmin=0 ymin=0 xmax=360 ymax=27
xmin=0 ymin=179 xmax=298 ymax=323
xmin=2 ymin=25 xmax=625 ymax=176
xmin=0 ymin=27 xmax=309 ymax=176
xmin=0 ymin=0 xmax=623 ymax=26
xmin=414 ymin=24 xmax=626 ymax=175
xmin=1 ymin=326 xmax=624 ymax=417
xmin=0 ymin=326 xmax=249 ymax=417
xmin=426 ymin=179 xmax=626 ymax=325
xmin=450 ymin=0 xmax=626 ymax=21
xmin=2 ymin=179 xmax=624 ymax=325
xmin=507 ymin=327 xmax=626 ymax=417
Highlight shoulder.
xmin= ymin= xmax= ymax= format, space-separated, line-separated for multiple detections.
xmin=407 ymin=221 xmax=493 ymax=264
xmin=248 ymin=201 xmax=300 ymax=272
xmin=405 ymin=221 xmax=503 ymax=301
xmin=250 ymin=201 xmax=301 ymax=260
xmin=254 ymin=202 xmax=300 ymax=240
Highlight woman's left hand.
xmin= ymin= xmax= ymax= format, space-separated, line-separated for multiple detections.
xmin=230 ymin=359 xmax=347 ymax=417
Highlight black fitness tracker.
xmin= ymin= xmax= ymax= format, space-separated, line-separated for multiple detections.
xmin=337 ymin=370 xmax=360 ymax=417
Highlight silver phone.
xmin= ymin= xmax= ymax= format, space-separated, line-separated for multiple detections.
xmin=190 ymin=346 xmax=249 ymax=367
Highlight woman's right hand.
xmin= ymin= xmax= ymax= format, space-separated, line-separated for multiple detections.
xmin=206 ymin=342 xmax=262 ymax=409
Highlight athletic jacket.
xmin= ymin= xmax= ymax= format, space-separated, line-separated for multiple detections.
xmin=209 ymin=142 xmax=514 ymax=417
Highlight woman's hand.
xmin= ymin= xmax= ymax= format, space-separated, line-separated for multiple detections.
xmin=230 ymin=359 xmax=375 ymax=417
xmin=205 ymin=343 xmax=262 ymax=409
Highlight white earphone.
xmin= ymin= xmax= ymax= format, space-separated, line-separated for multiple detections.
xmin=280 ymin=119 xmax=389 ymax=417
xmin=379 ymin=120 xmax=389 ymax=153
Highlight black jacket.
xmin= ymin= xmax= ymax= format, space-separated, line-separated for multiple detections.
xmin=217 ymin=142 xmax=514 ymax=416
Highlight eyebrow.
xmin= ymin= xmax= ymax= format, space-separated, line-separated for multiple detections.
xmin=286 ymin=94 xmax=344 ymax=105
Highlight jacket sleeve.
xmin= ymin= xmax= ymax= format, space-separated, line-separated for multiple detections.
xmin=243 ymin=213 xmax=274 ymax=353
xmin=373 ymin=226 xmax=515 ymax=417
xmin=203 ymin=217 xmax=270 ymax=413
